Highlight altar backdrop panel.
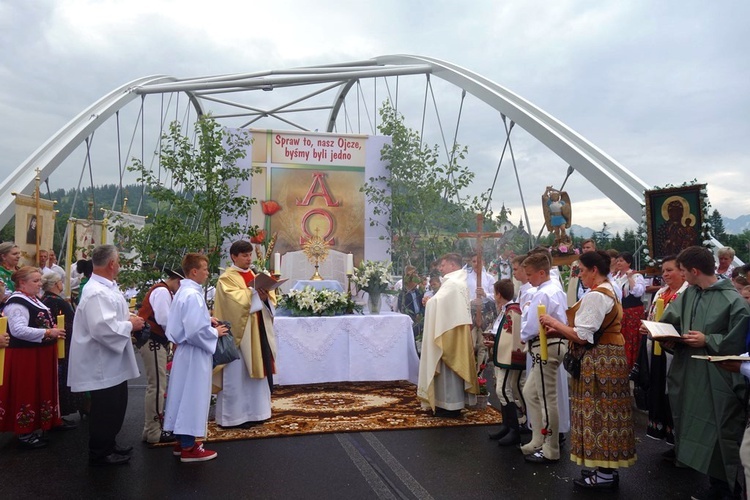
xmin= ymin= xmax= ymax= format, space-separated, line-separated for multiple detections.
xmin=222 ymin=128 xmax=390 ymax=267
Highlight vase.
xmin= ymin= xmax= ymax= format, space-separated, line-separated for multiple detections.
xmin=368 ymin=291 xmax=382 ymax=314
xmin=472 ymin=394 xmax=489 ymax=410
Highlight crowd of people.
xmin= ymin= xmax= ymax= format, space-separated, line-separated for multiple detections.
xmin=3 ymin=235 xmax=750 ymax=498
xmin=414 ymin=241 xmax=750 ymax=497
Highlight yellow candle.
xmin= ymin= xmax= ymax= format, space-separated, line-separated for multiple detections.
xmin=57 ymin=314 xmax=65 ymax=359
xmin=129 ymin=297 xmax=137 ymax=312
xmin=653 ymin=298 xmax=665 ymax=356
xmin=538 ymin=304 xmax=548 ymax=361
xmin=0 ymin=316 xmax=6 ymax=386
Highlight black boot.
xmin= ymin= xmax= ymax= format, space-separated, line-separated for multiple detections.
xmin=488 ymin=424 xmax=509 ymax=440
xmin=498 ymin=403 xmax=521 ymax=446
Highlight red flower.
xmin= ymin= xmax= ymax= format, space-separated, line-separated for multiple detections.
xmin=261 ymin=200 xmax=281 ymax=216
xmin=251 ymin=230 xmax=267 ymax=244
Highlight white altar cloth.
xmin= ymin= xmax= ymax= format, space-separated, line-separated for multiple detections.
xmin=274 ymin=312 xmax=419 ymax=385
xmin=291 ymin=279 xmax=344 ymax=293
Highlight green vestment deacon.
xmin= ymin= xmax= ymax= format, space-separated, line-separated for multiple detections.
xmin=661 ymin=278 xmax=750 ymax=488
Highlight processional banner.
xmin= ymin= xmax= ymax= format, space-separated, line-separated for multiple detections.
xmin=102 ymin=210 xmax=147 ymax=264
xmin=13 ymin=193 xmax=55 ymax=266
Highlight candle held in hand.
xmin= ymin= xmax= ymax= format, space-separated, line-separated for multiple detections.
xmin=653 ymin=298 xmax=665 ymax=356
xmin=57 ymin=314 xmax=65 ymax=359
xmin=538 ymin=304 xmax=548 ymax=361
xmin=0 ymin=316 xmax=6 ymax=385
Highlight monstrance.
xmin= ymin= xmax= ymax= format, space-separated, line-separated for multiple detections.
xmin=302 ymin=230 xmax=330 ymax=281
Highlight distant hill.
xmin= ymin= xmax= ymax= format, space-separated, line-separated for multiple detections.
xmin=568 ymin=224 xmax=610 ymax=239
xmin=724 ymin=214 xmax=750 ymax=234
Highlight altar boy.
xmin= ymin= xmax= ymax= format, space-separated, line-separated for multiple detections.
xmin=163 ymin=253 xmax=228 ymax=463
xmin=519 ymin=252 xmax=569 ymax=464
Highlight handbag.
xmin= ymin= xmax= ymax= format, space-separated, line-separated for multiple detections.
xmin=213 ymin=329 xmax=240 ymax=368
xmin=563 ymin=316 xmax=615 ymax=379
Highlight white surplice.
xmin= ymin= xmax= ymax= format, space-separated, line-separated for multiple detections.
xmin=163 ymin=279 xmax=219 ymax=438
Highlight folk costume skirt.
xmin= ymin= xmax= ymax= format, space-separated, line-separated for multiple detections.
xmin=621 ymin=305 xmax=644 ymax=369
xmin=0 ymin=345 xmax=63 ymax=434
xmin=570 ymin=343 xmax=637 ymax=468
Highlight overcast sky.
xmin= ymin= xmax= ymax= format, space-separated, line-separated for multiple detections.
xmin=1 ymin=0 xmax=748 ymax=235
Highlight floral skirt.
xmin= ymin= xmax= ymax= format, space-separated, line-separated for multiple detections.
xmin=621 ymin=305 xmax=644 ymax=369
xmin=0 ymin=345 xmax=62 ymax=434
xmin=569 ymin=343 xmax=637 ymax=468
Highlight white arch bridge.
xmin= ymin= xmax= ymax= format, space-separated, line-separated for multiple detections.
xmin=0 ymin=54 xmax=650 ymax=236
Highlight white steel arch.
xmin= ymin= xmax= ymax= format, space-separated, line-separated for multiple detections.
xmin=0 ymin=55 xmax=649 ymax=228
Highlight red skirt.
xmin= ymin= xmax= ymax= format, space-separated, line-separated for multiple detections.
xmin=621 ymin=305 xmax=644 ymax=369
xmin=0 ymin=345 xmax=62 ymax=434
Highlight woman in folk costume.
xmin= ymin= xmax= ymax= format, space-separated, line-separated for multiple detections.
xmin=642 ymin=255 xmax=687 ymax=445
xmin=486 ymin=279 xmax=526 ymax=446
xmin=540 ymin=250 xmax=636 ymax=490
xmin=612 ymin=251 xmax=646 ymax=369
xmin=0 ymin=266 xmax=68 ymax=449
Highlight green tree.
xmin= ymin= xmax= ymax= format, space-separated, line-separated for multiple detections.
xmin=709 ymin=209 xmax=727 ymax=241
xmin=362 ymin=101 xmax=487 ymax=273
xmin=121 ymin=116 xmax=257 ymax=295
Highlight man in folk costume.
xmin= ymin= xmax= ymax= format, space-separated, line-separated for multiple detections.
xmin=486 ymin=279 xmax=525 ymax=446
xmin=520 ymin=252 xmax=569 ymax=464
xmin=659 ymin=246 xmax=750 ymax=499
xmin=136 ymin=268 xmax=182 ymax=445
xmin=163 ymin=253 xmax=227 ymax=463
xmin=213 ymin=240 xmax=277 ymax=428
xmin=417 ymin=253 xmax=479 ymax=418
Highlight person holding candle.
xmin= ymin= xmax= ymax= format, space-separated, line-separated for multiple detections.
xmin=640 ymin=255 xmax=687 ymax=446
xmin=68 ymin=245 xmax=146 ymax=466
xmin=41 ymin=272 xmax=83 ymax=427
xmin=0 ymin=266 xmax=67 ymax=449
xmin=539 ymin=250 xmax=635 ymax=489
xmin=519 ymin=252 xmax=568 ymax=464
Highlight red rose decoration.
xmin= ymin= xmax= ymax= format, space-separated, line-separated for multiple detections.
xmin=251 ymin=230 xmax=267 ymax=244
xmin=261 ymin=200 xmax=281 ymax=216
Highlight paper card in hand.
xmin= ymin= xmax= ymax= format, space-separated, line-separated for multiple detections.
xmin=641 ymin=320 xmax=681 ymax=340
xmin=691 ymin=355 xmax=750 ymax=362
xmin=252 ymin=273 xmax=288 ymax=291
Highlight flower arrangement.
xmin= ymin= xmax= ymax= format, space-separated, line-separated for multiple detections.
xmin=477 ymin=376 xmax=489 ymax=395
xmin=352 ymin=260 xmax=395 ymax=294
xmin=279 ymin=286 xmax=362 ymax=317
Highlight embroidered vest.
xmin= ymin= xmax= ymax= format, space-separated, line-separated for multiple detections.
xmin=5 ymin=295 xmax=55 ymax=348
xmin=566 ymin=285 xmax=624 ymax=346
xmin=137 ymin=282 xmax=173 ymax=337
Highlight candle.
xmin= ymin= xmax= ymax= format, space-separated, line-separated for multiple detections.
xmin=0 ymin=316 xmax=6 ymax=386
xmin=57 ymin=314 xmax=65 ymax=359
xmin=129 ymin=297 xmax=136 ymax=312
xmin=653 ymin=298 xmax=665 ymax=356
xmin=537 ymin=304 xmax=548 ymax=361
xmin=274 ymin=253 xmax=281 ymax=274
xmin=346 ymin=253 xmax=354 ymax=275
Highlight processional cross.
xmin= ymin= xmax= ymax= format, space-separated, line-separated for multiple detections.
xmin=458 ymin=213 xmax=503 ymax=328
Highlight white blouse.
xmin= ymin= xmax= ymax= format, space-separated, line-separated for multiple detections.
xmin=4 ymin=293 xmax=50 ymax=343
xmin=574 ymin=282 xmax=616 ymax=344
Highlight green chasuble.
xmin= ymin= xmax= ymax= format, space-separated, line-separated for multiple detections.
xmin=661 ymin=278 xmax=750 ymax=488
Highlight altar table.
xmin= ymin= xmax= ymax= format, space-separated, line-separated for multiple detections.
xmin=274 ymin=312 xmax=420 ymax=386
xmin=291 ymin=279 xmax=344 ymax=293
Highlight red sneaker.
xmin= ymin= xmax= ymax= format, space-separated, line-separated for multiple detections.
xmin=174 ymin=441 xmax=203 ymax=457
xmin=180 ymin=443 xmax=217 ymax=463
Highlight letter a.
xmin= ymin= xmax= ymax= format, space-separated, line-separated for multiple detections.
xmin=295 ymin=172 xmax=341 ymax=207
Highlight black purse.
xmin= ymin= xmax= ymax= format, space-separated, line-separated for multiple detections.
xmin=212 ymin=322 xmax=240 ymax=367
xmin=563 ymin=317 xmax=615 ymax=379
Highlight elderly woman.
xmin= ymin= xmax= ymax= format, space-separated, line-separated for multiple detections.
xmin=612 ymin=251 xmax=646 ymax=369
xmin=540 ymin=250 xmax=636 ymax=489
xmin=42 ymin=272 xmax=83 ymax=422
xmin=642 ymin=255 xmax=687 ymax=445
xmin=716 ymin=247 xmax=736 ymax=280
xmin=0 ymin=242 xmax=22 ymax=296
xmin=0 ymin=266 xmax=67 ymax=449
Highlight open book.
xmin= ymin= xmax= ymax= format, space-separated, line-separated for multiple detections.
xmin=252 ymin=272 xmax=288 ymax=292
xmin=692 ymin=355 xmax=750 ymax=363
xmin=641 ymin=320 xmax=682 ymax=340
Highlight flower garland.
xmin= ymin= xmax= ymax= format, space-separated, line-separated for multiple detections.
xmin=279 ymin=286 xmax=362 ymax=317
xmin=638 ymin=180 xmax=712 ymax=267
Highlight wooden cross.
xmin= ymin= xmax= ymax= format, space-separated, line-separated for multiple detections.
xmin=458 ymin=213 xmax=503 ymax=328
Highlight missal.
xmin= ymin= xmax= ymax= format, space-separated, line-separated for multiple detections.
xmin=252 ymin=273 xmax=288 ymax=292
xmin=641 ymin=320 xmax=682 ymax=340
xmin=692 ymin=355 xmax=750 ymax=363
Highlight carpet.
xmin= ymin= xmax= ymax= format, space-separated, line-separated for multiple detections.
xmin=201 ymin=380 xmax=502 ymax=443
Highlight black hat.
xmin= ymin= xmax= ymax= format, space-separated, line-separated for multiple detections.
xmin=165 ymin=268 xmax=185 ymax=280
